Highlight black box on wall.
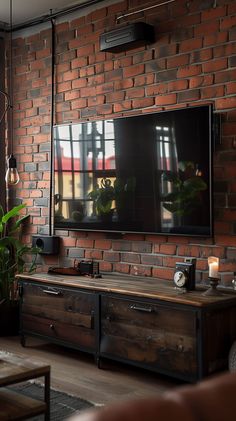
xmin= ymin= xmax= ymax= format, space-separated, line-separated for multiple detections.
xmin=100 ymin=22 xmax=155 ymax=52
xmin=32 ymin=235 xmax=60 ymax=255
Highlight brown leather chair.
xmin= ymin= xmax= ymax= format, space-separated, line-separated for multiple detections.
xmin=68 ymin=371 xmax=236 ymax=421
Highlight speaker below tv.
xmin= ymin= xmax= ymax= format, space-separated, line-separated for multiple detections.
xmin=32 ymin=235 xmax=60 ymax=255
xmin=53 ymin=104 xmax=215 ymax=237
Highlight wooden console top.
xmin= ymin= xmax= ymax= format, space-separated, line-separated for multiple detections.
xmin=16 ymin=272 xmax=236 ymax=308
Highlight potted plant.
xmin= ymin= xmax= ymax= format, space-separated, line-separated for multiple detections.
xmin=0 ymin=203 xmax=39 ymax=335
xmin=89 ymin=177 xmax=136 ymax=223
xmin=161 ymin=161 xmax=207 ymax=219
xmin=89 ymin=178 xmax=115 ymax=222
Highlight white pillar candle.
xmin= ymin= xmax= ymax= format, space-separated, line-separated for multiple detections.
xmin=208 ymin=256 xmax=219 ymax=278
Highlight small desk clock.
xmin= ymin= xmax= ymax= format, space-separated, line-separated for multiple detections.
xmin=174 ymin=262 xmax=195 ymax=291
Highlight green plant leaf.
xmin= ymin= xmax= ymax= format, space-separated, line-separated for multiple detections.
xmin=9 ymin=214 xmax=30 ymax=234
xmin=2 ymin=204 xmax=26 ymax=224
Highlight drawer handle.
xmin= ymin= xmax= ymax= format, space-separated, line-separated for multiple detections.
xmin=129 ymin=304 xmax=153 ymax=313
xmin=43 ymin=289 xmax=62 ymax=296
xmin=50 ymin=324 xmax=55 ymax=330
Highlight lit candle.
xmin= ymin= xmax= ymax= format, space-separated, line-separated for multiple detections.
xmin=208 ymin=256 xmax=219 ymax=278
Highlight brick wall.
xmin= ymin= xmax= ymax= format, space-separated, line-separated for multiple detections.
xmin=10 ymin=0 xmax=236 ymax=287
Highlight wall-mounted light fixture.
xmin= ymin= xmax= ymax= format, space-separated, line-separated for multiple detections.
xmin=4 ymin=0 xmax=20 ymax=186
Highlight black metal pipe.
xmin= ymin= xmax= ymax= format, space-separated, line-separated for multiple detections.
xmin=49 ymin=17 xmax=55 ymax=237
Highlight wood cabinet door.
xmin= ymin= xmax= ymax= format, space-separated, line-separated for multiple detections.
xmin=100 ymin=295 xmax=198 ymax=380
xmin=20 ymin=282 xmax=97 ymax=352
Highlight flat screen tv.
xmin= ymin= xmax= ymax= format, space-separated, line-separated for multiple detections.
xmin=53 ymin=105 xmax=213 ymax=236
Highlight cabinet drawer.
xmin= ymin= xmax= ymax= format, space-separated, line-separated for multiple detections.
xmin=100 ymin=295 xmax=198 ymax=378
xmin=21 ymin=282 xmax=96 ymax=350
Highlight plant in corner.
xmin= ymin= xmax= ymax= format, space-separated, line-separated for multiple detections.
xmin=0 ymin=203 xmax=39 ymax=335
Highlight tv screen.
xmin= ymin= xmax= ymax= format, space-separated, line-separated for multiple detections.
xmin=53 ymin=105 xmax=213 ymax=236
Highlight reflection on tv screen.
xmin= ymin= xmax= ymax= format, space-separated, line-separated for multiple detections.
xmin=53 ymin=105 xmax=213 ymax=237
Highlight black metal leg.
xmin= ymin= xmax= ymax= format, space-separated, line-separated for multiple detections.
xmin=44 ymin=370 xmax=50 ymax=421
xmin=20 ymin=334 xmax=26 ymax=347
xmin=95 ymin=355 xmax=102 ymax=369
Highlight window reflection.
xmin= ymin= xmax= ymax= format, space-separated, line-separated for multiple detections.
xmin=54 ymin=121 xmax=116 ymax=223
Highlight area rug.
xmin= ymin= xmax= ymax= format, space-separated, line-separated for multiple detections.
xmin=8 ymin=382 xmax=94 ymax=420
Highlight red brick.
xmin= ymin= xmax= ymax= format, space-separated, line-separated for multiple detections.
xmin=36 ymin=48 xmax=51 ymax=60
xmin=226 ymin=82 xmax=236 ymax=95
xmin=215 ymin=221 xmax=231 ymax=234
xmin=97 ymin=104 xmax=113 ymax=114
xmin=167 ymin=80 xmax=188 ymax=92
xmin=134 ymin=74 xmax=155 ymax=86
xmin=80 ymin=86 xmax=96 ymax=98
xmin=201 ymin=86 xmax=224 ymax=99
xmin=221 ymin=15 xmax=236 ymax=31
xmin=189 ymin=75 xmax=213 ymax=88
xmin=103 ymin=251 xmax=120 ymax=262
xmin=177 ymin=65 xmax=201 ymax=78
xmin=32 ymin=216 xmax=46 ymax=225
xmin=20 ymin=100 xmax=33 ymax=110
xmin=130 ymin=265 xmax=152 ymax=277
xmin=62 ymin=237 xmax=77 ymax=247
xmin=163 ymin=256 xmax=179 ymax=268
xmin=215 ymin=235 xmax=236 ymax=246
xmin=201 ymin=6 xmax=226 ymax=22
xmin=85 ymin=250 xmax=103 ymax=259
xmin=63 ymin=70 xmax=79 ymax=82
xmin=204 ymin=32 xmax=228 ymax=47
xmin=63 ymin=110 xmax=80 ymax=121
xmin=71 ymin=98 xmax=87 ymax=109
xmin=155 ymin=94 xmax=177 ymax=106
xmin=203 ymin=58 xmax=227 ymax=73
xmin=215 ymin=97 xmax=236 ymax=110
xmin=77 ymin=44 xmax=95 ymax=57
xmin=195 ymin=21 xmax=219 ymax=37
xmin=71 ymin=57 xmax=88 ymax=69
xmin=114 ymin=79 xmax=134 ymax=90
xmin=55 ymin=22 xmax=69 ymax=33
xmin=30 ymin=60 xmax=46 ymax=71
xmin=114 ymin=100 xmax=132 ymax=113
xmin=106 ymin=91 xmax=125 ymax=102
xmin=100 ymin=262 xmax=113 ymax=272
xmin=88 ymin=95 xmax=105 ymax=106
xmin=180 ymin=39 xmax=202 ymax=53
xmin=177 ymin=89 xmax=200 ymax=103
xmin=146 ymin=84 xmax=168 ymax=95
xmin=159 ymin=244 xmax=177 ymax=255
xmin=72 ymin=78 xmax=87 ymax=89
xmin=132 ymin=97 xmax=155 ymax=109
xmin=152 ymin=267 xmax=173 ymax=280
xmin=94 ymin=240 xmax=112 ymax=250
xmin=167 ymin=54 xmax=189 ymax=68
xmin=113 ymin=263 xmax=130 ymax=274
xmin=95 ymin=83 xmax=113 ymax=95
xmin=80 ymin=66 xmax=95 ymax=78
xmin=126 ymin=88 xmax=145 ymax=99
xmin=76 ymin=238 xmax=94 ymax=248
xmin=123 ymin=64 xmax=145 ymax=78
xmin=57 ymin=81 xmax=72 ymax=93
xmin=70 ymin=16 xmax=86 ymax=29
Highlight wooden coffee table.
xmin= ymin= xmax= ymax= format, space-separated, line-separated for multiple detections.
xmin=0 ymin=351 xmax=50 ymax=420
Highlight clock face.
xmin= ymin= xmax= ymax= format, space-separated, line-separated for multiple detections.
xmin=174 ymin=270 xmax=187 ymax=287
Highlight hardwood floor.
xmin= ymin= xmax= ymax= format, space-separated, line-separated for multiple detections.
xmin=0 ymin=336 xmax=182 ymax=406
